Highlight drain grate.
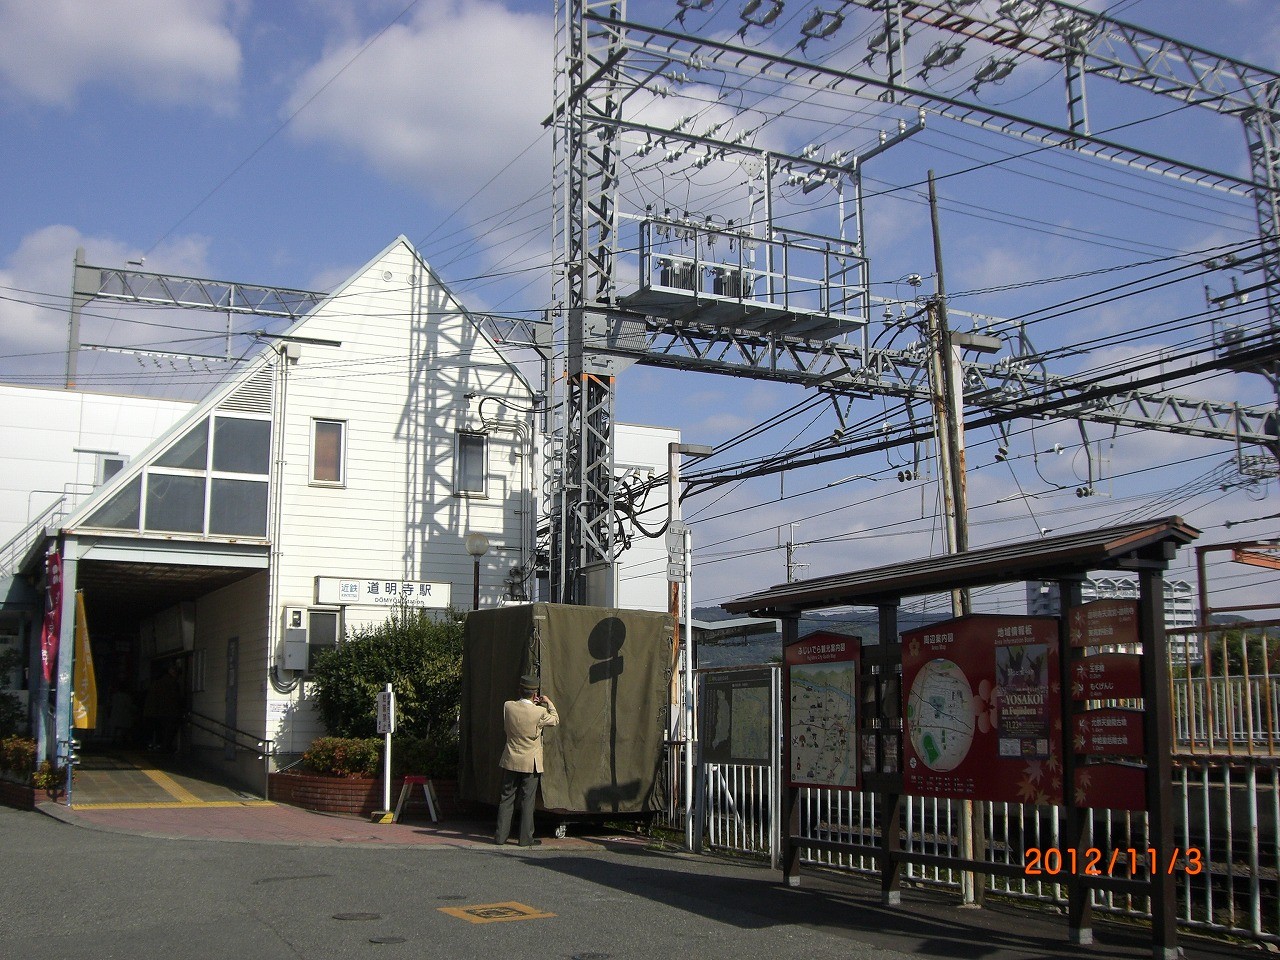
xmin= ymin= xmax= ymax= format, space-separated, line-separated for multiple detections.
xmin=332 ymin=913 xmax=382 ymax=921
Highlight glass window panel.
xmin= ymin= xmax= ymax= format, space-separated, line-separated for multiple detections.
xmin=154 ymin=419 xmax=209 ymax=470
xmin=209 ymin=479 xmax=268 ymax=537
xmin=212 ymin=418 xmax=270 ymax=475
xmin=458 ymin=433 xmax=486 ymax=494
xmin=313 ymin=420 xmax=344 ymax=484
xmin=144 ymin=473 xmax=206 ymax=533
xmin=308 ymin=610 xmax=340 ymax=672
xmin=84 ymin=477 xmax=141 ymax=530
xmin=98 ymin=456 xmax=126 ymax=485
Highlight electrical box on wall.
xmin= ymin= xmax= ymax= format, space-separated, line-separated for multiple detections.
xmin=282 ymin=606 xmax=309 ymax=671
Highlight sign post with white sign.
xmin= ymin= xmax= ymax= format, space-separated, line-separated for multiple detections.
xmin=376 ymin=684 xmax=395 ymax=820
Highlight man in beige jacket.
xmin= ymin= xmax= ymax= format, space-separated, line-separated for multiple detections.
xmin=495 ymin=673 xmax=559 ymax=847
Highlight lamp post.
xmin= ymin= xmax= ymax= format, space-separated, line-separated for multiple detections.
xmin=465 ymin=533 xmax=489 ymax=610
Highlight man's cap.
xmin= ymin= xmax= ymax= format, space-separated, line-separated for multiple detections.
xmin=519 ymin=673 xmax=540 ymax=689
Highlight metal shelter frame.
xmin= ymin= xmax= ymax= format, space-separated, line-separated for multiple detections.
xmin=724 ymin=516 xmax=1201 ymax=960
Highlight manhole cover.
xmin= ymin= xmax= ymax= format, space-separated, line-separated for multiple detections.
xmin=573 ymin=953 xmax=611 ymax=960
xmin=435 ymin=895 xmax=465 ymax=901
xmin=369 ymin=937 xmax=407 ymax=944
xmin=332 ymin=913 xmax=382 ymax=921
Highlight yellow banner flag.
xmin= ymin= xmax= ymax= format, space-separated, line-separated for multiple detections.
xmin=72 ymin=590 xmax=97 ymax=730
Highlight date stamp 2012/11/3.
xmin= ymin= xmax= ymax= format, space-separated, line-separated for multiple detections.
xmin=1024 ymin=847 xmax=1203 ymax=877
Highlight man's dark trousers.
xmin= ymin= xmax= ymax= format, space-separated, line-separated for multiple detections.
xmin=495 ymin=768 xmax=540 ymax=846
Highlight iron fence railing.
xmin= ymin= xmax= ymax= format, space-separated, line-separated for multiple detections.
xmin=688 ymin=757 xmax=1280 ymax=945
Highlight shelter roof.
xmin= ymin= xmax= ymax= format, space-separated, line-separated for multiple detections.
xmin=723 ymin=516 xmax=1200 ymax=616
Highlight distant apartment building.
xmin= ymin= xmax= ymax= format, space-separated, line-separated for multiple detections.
xmin=1026 ymin=576 xmax=1199 ymax=661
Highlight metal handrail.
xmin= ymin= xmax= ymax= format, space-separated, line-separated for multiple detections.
xmin=184 ymin=710 xmax=274 ymax=799
xmin=0 ymin=495 xmax=69 ymax=576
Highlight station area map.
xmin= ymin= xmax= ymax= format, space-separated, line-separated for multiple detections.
xmin=789 ymin=662 xmax=857 ymax=788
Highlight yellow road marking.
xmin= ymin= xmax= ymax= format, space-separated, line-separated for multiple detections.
xmin=438 ymin=902 xmax=556 ymax=924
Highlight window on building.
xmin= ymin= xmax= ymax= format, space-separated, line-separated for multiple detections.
xmin=212 ymin=416 xmax=270 ymax=474
xmin=312 ymin=419 xmax=346 ymax=485
xmin=96 ymin=454 xmax=126 ymax=486
xmin=144 ymin=474 xmax=206 ymax=533
xmin=456 ymin=431 xmax=487 ymax=496
xmin=308 ymin=609 xmax=341 ymax=673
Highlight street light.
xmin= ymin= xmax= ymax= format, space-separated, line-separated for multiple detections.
xmin=465 ymin=533 xmax=489 ymax=610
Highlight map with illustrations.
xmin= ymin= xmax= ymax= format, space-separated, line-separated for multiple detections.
xmin=789 ymin=662 xmax=857 ymax=787
xmin=906 ymin=658 xmax=976 ymax=772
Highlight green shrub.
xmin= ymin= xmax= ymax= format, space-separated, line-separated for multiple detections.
xmin=31 ymin=761 xmax=65 ymax=793
xmin=0 ymin=736 xmax=37 ymax=779
xmin=309 ymin=604 xmax=464 ymax=741
xmin=302 ymin=737 xmax=381 ymax=778
xmin=392 ymin=735 xmax=460 ymax=780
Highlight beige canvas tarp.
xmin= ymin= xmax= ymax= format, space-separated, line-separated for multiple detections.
xmin=458 ymin=603 xmax=673 ymax=815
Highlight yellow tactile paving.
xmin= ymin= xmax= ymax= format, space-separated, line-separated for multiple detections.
xmin=69 ymin=750 xmax=265 ymax=808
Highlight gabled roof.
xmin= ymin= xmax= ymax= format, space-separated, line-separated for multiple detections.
xmin=723 ymin=516 xmax=1201 ymax=616
xmin=61 ymin=236 xmax=530 ymax=533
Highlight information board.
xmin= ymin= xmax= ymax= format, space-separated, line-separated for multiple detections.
xmin=785 ymin=632 xmax=859 ymax=790
xmin=701 ymin=667 xmax=774 ymax=765
xmin=902 ymin=615 xmax=1062 ymax=805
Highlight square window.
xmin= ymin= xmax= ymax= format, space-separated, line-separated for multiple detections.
xmin=457 ymin=432 xmax=487 ymax=496
xmin=213 ymin=417 xmax=270 ymax=474
xmin=144 ymin=474 xmax=206 ymax=533
xmin=97 ymin=454 xmax=126 ymax=486
xmin=210 ymin=479 xmax=268 ymax=537
xmin=312 ymin=420 xmax=345 ymax=485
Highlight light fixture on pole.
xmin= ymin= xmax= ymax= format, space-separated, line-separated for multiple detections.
xmin=465 ymin=533 xmax=489 ymax=610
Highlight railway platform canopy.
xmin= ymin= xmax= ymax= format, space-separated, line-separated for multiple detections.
xmin=724 ymin=516 xmax=1201 ymax=960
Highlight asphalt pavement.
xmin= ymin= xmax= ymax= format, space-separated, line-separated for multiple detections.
xmin=0 ymin=800 xmax=1249 ymax=960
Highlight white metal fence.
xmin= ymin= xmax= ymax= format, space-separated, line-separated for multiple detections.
xmin=679 ymin=620 xmax=1280 ymax=946
xmin=683 ymin=756 xmax=1280 ymax=944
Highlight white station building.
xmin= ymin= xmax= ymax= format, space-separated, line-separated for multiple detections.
xmin=0 ymin=237 xmax=677 ymax=789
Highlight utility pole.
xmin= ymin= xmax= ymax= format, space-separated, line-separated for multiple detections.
xmin=927 ymin=171 xmax=982 ymax=906
xmin=667 ymin=441 xmax=713 ymax=851
xmin=783 ymin=523 xmax=809 ymax=583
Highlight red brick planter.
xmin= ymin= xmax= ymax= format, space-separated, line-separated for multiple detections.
xmin=268 ymin=772 xmax=474 ymax=820
xmin=0 ymin=777 xmax=36 ymax=811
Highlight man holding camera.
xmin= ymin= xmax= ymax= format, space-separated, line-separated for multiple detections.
xmin=495 ymin=673 xmax=559 ymax=847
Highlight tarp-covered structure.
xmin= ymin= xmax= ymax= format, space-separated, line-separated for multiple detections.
xmin=458 ymin=603 xmax=674 ymax=815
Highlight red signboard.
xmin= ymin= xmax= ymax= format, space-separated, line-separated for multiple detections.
xmin=1068 ymin=599 xmax=1139 ymax=648
xmin=1074 ymin=763 xmax=1147 ymax=811
xmin=1072 ymin=652 xmax=1144 ymax=701
xmin=1074 ymin=708 xmax=1145 ymax=756
xmin=785 ymin=632 xmax=860 ymax=790
xmin=902 ymin=615 xmax=1062 ymax=805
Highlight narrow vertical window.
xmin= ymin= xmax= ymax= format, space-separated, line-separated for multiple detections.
xmin=457 ymin=432 xmax=487 ymax=496
xmin=312 ymin=420 xmax=345 ymax=485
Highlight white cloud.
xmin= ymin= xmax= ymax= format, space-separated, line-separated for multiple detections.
xmin=0 ymin=225 xmax=214 ymax=385
xmin=0 ymin=0 xmax=242 ymax=109
xmin=284 ymin=0 xmax=551 ymax=209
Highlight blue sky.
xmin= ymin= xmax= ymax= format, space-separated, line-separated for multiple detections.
xmin=2 ymin=0 xmax=1278 ymax=613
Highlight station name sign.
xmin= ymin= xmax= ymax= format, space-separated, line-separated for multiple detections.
xmin=315 ymin=577 xmax=452 ymax=609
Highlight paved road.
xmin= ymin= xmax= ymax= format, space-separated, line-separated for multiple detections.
xmin=0 ymin=805 xmax=1240 ymax=960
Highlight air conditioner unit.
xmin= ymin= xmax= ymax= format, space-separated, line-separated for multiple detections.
xmin=282 ymin=606 xmax=310 ymax=671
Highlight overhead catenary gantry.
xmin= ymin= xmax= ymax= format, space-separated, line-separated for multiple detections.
xmin=547 ymin=0 xmax=1280 ymax=606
